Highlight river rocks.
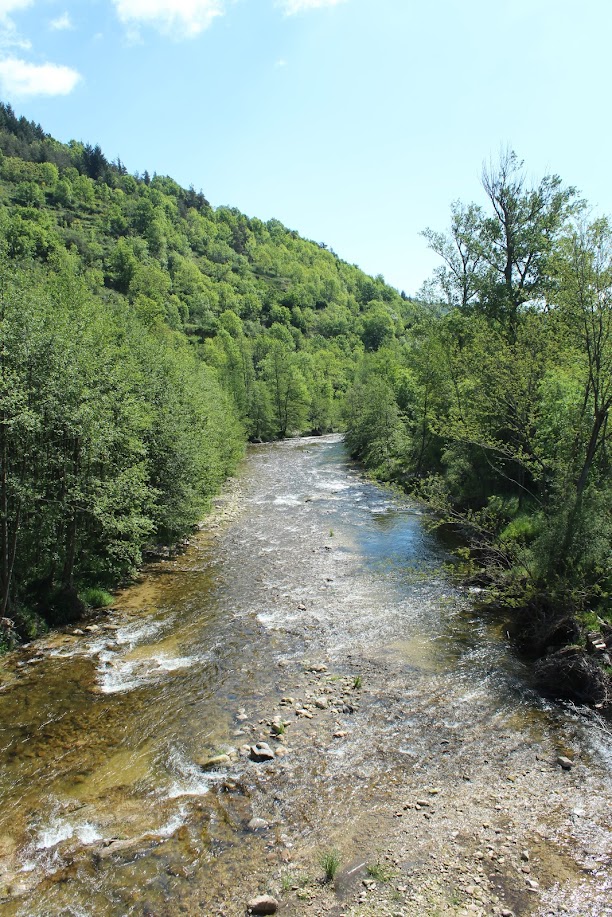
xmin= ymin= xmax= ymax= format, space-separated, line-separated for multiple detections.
xmin=557 ymin=755 xmax=573 ymax=770
xmin=308 ymin=663 xmax=327 ymax=673
xmin=314 ymin=697 xmax=328 ymax=709
xmin=247 ymin=895 xmax=278 ymax=915
xmin=250 ymin=743 xmax=275 ymax=762
xmin=248 ymin=818 xmax=269 ymax=831
xmin=586 ymin=631 xmax=608 ymax=653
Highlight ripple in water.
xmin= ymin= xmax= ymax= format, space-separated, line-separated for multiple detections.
xmin=165 ymin=747 xmax=224 ymax=800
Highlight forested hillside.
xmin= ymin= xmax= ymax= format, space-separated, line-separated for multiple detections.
xmin=0 ymin=102 xmax=412 ymax=644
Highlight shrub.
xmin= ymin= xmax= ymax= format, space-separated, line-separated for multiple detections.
xmin=80 ymin=586 xmax=114 ymax=609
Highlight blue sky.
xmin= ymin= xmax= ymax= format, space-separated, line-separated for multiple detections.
xmin=0 ymin=0 xmax=610 ymax=294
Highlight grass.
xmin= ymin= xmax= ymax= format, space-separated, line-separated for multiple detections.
xmin=366 ymin=861 xmax=394 ymax=882
xmin=353 ymin=674 xmax=363 ymax=689
xmin=280 ymin=873 xmax=294 ymax=893
xmin=80 ymin=586 xmax=114 ymax=609
xmin=279 ymin=872 xmax=314 ymax=899
xmin=318 ymin=849 xmax=341 ymax=883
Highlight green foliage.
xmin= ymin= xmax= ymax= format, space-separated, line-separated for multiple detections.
xmin=343 ymin=151 xmax=612 ymax=675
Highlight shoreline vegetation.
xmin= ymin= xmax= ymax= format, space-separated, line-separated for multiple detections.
xmin=0 ymin=104 xmax=609 ymax=710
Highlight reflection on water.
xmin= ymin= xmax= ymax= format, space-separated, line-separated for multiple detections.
xmin=0 ymin=434 xmax=609 ymax=915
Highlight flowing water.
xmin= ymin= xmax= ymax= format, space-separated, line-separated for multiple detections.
xmin=0 ymin=435 xmax=610 ymax=916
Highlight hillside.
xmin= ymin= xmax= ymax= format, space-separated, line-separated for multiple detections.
xmin=0 ymin=102 xmax=414 ymax=642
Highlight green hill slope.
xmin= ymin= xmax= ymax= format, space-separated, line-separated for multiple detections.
xmin=0 ymin=102 xmax=413 ymax=642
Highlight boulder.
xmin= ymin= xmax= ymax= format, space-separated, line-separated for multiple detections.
xmin=248 ymin=895 xmax=278 ymax=915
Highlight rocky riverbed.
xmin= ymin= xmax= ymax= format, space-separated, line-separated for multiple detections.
xmin=0 ymin=435 xmax=610 ymax=916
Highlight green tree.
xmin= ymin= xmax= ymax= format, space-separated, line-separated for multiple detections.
xmin=263 ymin=340 xmax=309 ymax=437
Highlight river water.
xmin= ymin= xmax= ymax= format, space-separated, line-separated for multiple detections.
xmin=0 ymin=435 xmax=610 ymax=916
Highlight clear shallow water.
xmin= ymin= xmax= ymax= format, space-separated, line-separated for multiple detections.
xmin=0 ymin=435 xmax=609 ymax=915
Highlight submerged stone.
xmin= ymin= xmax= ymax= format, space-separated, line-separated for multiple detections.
xmin=198 ymin=754 xmax=231 ymax=770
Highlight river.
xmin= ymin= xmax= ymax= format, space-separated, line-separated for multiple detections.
xmin=0 ymin=435 xmax=610 ymax=916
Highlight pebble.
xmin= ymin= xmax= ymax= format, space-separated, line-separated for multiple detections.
xmin=247 ymin=818 xmax=268 ymax=831
xmin=557 ymin=755 xmax=573 ymax=770
xmin=250 ymin=743 xmax=275 ymax=762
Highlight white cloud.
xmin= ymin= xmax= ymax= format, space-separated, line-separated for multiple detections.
xmin=0 ymin=57 xmax=81 ymax=95
xmin=0 ymin=0 xmax=33 ymax=19
xmin=278 ymin=0 xmax=347 ymax=14
xmin=0 ymin=0 xmax=33 ymax=50
xmin=50 ymin=12 xmax=73 ymax=31
xmin=112 ymin=0 xmax=224 ymax=39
